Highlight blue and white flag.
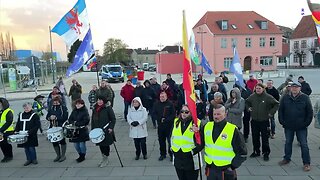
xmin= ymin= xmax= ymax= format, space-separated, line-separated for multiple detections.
xmin=230 ymin=47 xmax=245 ymax=88
xmin=200 ymin=52 xmax=213 ymax=75
xmin=52 ymin=0 xmax=89 ymax=47
xmin=66 ymin=28 xmax=94 ymax=77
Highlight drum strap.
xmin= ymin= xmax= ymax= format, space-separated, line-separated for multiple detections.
xmin=20 ymin=112 xmax=36 ymax=132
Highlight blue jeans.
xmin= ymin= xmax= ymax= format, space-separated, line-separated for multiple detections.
xmin=270 ymin=116 xmax=275 ymax=134
xmin=24 ymin=147 xmax=37 ymax=161
xmin=284 ymin=128 xmax=310 ymax=165
xmin=124 ymin=101 xmax=131 ymax=120
xmin=74 ymin=142 xmax=86 ymax=154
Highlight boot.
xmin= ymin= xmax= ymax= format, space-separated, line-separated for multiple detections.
xmin=59 ymin=144 xmax=67 ymax=162
xmin=76 ymin=153 xmax=85 ymax=163
xmin=53 ymin=146 xmax=61 ymax=162
xmin=99 ymin=155 xmax=109 ymax=168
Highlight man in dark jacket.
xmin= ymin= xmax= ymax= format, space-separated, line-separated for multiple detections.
xmin=69 ymin=79 xmax=82 ymax=102
xmin=278 ymin=81 xmax=313 ymax=172
xmin=97 ymin=80 xmax=115 ymax=107
xmin=153 ymin=92 xmax=175 ymax=161
xmin=298 ymin=76 xmax=312 ymax=96
xmin=165 ymin=74 xmax=176 ymax=91
xmin=150 ymin=77 xmax=161 ymax=96
xmin=0 ymin=98 xmax=14 ymax=163
xmin=246 ymin=83 xmax=279 ymax=161
xmin=266 ymin=80 xmax=280 ymax=139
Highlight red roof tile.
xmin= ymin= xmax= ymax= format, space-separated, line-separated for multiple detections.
xmin=193 ymin=11 xmax=282 ymax=35
xmin=291 ymin=15 xmax=317 ymax=39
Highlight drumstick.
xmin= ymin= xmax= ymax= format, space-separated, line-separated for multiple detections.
xmin=103 ymin=123 xmax=110 ymax=130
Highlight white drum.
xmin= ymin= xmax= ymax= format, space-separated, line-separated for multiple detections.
xmin=89 ymin=128 xmax=105 ymax=144
xmin=47 ymin=127 xmax=64 ymax=143
xmin=8 ymin=134 xmax=28 ymax=144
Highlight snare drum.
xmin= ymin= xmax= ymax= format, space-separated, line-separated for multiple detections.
xmin=47 ymin=127 xmax=64 ymax=143
xmin=8 ymin=134 xmax=28 ymax=144
xmin=89 ymin=128 xmax=105 ymax=144
xmin=63 ymin=124 xmax=78 ymax=138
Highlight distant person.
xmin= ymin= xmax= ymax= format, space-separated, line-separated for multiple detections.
xmin=277 ymin=76 xmax=293 ymax=95
xmin=219 ymin=71 xmax=229 ymax=84
xmin=32 ymin=95 xmax=45 ymax=134
xmin=134 ymin=81 xmax=144 ymax=100
xmin=97 ymin=80 xmax=115 ymax=107
xmin=215 ymin=77 xmax=227 ymax=100
xmin=142 ymin=80 xmax=156 ymax=113
xmin=165 ymin=73 xmax=176 ymax=90
xmin=88 ymin=85 xmax=98 ymax=109
xmin=0 ymin=98 xmax=14 ymax=163
xmin=265 ymin=80 xmax=280 ymax=139
xmin=246 ymin=74 xmax=258 ymax=92
xmin=278 ymin=81 xmax=313 ymax=172
xmin=298 ymin=76 xmax=312 ymax=96
xmin=120 ymin=80 xmax=135 ymax=121
xmin=150 ymin=77 xmax=161 ymax=96
xmin=69 ymin=79 xmax=82 ymax=108
xmin=197 ymin=74 xmax=209 ymax=90
xmin=127 ymin=97 xmax=148 ymax=160
xmin=314 ymin=97 xmax=320 ymax=149
xmin=56 ymin=77 xmax=67 ymax=95
xmin=225 ymin=88 xmax=245 ymax=129
xmin=47 ymin=86 xmax=66 ymax=108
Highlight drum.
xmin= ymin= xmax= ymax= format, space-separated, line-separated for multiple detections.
xmin=63 ymin=124 xmax=78 ymax=138
xmin=89 ymin=128 xmax=105 ymax=144
xmin=8 ymin=134 xmax=28 ymax=144
xmin=47 ymin=127 xmax=64 ymax=143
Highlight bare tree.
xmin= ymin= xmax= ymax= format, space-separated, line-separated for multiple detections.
xmin=0 ymin=32 xmax=17 ymax=60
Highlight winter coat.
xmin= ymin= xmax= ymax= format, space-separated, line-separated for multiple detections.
xmin=15 ymin=111 xmax=40 ymax=148
xmin=69 ymin=84 xmax=82 ymax=101
xmin=166 ymin=78 xmax=176 ymax=90
xmin=91 ymin=103 xmax=116 ymax=146
xmin=120 ymin=84 xmax=135 ymax=103
xmin=150 ymin=83 xmax=161 ymax=96
xmin=300 ymin=81 xmax=312 ymax=96
xmin=134 ymin=86 xmax=144 ymax=100
xmin=195 ymin=83 xmax=206 ymax=102
xmin=46 ymin=104 xmax=69 ymax=127
xmin=127 ymin=97 xmax=148 ymax=138
xmin=88 ymin=90 xmax=97 ymax=105
xmin=314 ymin=98 xmax=320 ymax=129
xmin=152 ymin=99 xmax=175 ymax=129
xmin=97 ymin=86 xmax=114 ymax=103
xmin=68 ymin=106 xmax=90 ymax=142
xmin=141 ymin=87 xmax=156 ymax=111
xmin=47 ymin=92 xmax=66 ymax=108
xmin=246 ymin=79 xmax=258 ymax=92
xmin=208 ymin=90 xmax=227 ymax=103
xmin=266 ymin=86 xmax=280 ymax=101
xmin=0 ymin=98 xmax=14 ymax=133
xmin=246 ymin=91 xmax=279 ymax=122
xmin=278 ymin=92 xmax=313 ymax=130
xmin=225 ymin=88 xmax=245 ymax=129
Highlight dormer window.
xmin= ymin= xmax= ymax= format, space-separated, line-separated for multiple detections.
xmin=248 ymin=24 xmax=254 ymax=29
xmin=222 ymin=20 xmax=228 ymax=30
xmin=231 ymin=24 xmax=237 ymax=29
xmin=261 ymin=21 xmax=268 ymax=30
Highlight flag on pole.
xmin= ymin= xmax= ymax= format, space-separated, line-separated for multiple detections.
xmin=230 ymin=47 xmax=245 ymax=88
xmin=307 ymin=0 xmax=320 ymax=43
xmin=52 ymin=0 xmax=90 ymax=47
xmin=189 ymin=32 xmax=200 ymax=65
xmin=200 ymin=52 xmax=213 ymax=75
xmin=66 ymin=28 xmax=94 ymax=77
xmin=85 ymin=56 xmax=97 ymax=69
xmin=182 ymin=10 xmax=201 ymax=145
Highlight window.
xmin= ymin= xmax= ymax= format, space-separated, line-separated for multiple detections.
xmin=293 ymin=55 xmax=299 ymax=63
xmin=301 ymin=40 xmax=307 ymax=48
xmin=279 ymin=57 xmax=286 ymax=63
xmin=222 ymin=20 xmax=228 ymax=30
xmin=224 ymin=57 xmax=233 ymax=68
xmin=245 ymin=37 xmax=251 ymax=48
xmin=248 ymin=24 xmax=254 ymax=29
xmin=261 ymin=21 xmax=268 ymax=30
xmin=221 ymin=38 xmax=227 ymax=48
xmin=260 ymin=37 xmax=266 ymax=47
xmin=294 ymin=41 xmax=299 ymax=49
xmin=231 ymin=24 xmax=237 ymax=29
xmin=231 ymin=38 xmax=238 ymax=48
xmin=302 ymin=54 xmax=307 ymax=62
xmin=260 ymin=56 xmax=273 ymax=66
xmin=270 ymin=37 xmax=275 ymax=47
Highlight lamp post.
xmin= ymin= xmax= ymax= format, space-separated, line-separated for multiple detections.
xmin=157 ymin=44 xmax=163 ymax=83
xmin=197 ymin=27 xmax=207 ymax=75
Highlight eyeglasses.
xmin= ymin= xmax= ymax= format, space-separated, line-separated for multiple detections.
xmin=180 ymin=110 xmax=190 ymax=114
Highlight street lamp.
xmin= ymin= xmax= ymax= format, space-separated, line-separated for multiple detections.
xmin=157 ymin=44 xmax=163 ymax=82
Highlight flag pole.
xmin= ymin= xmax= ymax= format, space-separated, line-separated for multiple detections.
xmin=95 ymin=50 xmax=100 ymax=86
xmin=49 ymin=26 xmax=56 ymax=84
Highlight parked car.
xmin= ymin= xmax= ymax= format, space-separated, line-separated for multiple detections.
xmin=148 ymin=64 xmax=156 ymax=71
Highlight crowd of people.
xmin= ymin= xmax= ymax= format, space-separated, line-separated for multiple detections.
xmin=0 ymin=72 xmax=317 ymax=180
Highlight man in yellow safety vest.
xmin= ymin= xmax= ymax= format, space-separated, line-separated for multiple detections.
xmin=193 ymin=104 xmax=247 ymax=180
xmin=0 ymin=98 xmax=15 ymax=163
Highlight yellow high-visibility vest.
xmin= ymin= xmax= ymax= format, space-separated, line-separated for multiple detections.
xmin=171 ymin=118 xmax=201 ymax=153
xmin=204 ymin=121 xmax=236 ymax=167
xmin=0 ymin=108 xmax=14 ymax=132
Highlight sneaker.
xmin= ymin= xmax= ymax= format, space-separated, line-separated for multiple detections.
xmin=263 ymin=154 xmax=269 ymax=161
xmin=271 ymin=134 xmax=275 ymax=139
xmin=278 ymin=159 xmax=290 ymax=166
xmin=249 ymin=152 xmax=260 ymax=158
xmin=303 ymin=164 xmax=311 ymax=172
xmin=1 ymin=157 xmax=12 ymax=163
xmin=158 ymin=155 xmax=166 ymax=161
xmin=24 ymin=160 xmax=32 ymax=166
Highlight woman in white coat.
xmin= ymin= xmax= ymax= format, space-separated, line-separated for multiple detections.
xmin=127 ymin=97 xmax=148 ymax=160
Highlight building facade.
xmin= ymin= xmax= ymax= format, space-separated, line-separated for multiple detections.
xmin=193 ymin=11 xmax=283 ymax=72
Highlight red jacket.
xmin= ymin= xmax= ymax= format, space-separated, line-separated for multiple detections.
xmin=246 ymin=79 xmax=258 ymax=92
xmin=120 ymin=84 xmax=135 ymax=102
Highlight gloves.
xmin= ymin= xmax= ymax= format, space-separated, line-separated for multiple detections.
xmin=131 ymin=121 xmax=139 ymax=127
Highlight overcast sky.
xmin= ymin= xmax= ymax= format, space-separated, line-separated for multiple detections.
xmin=0 ymin=0 xmax=311 ymax=58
